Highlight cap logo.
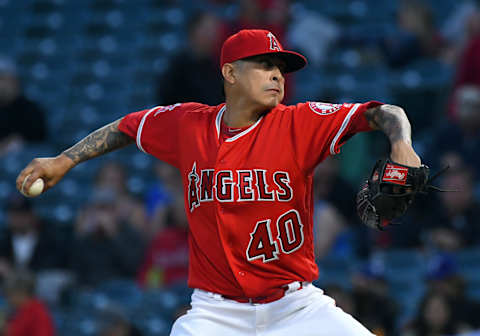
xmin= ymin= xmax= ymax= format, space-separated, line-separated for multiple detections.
xmin=383 ymin=164 xmax=408 ymax=185
xmin=267 ymin=32 xmax=281 ymax=51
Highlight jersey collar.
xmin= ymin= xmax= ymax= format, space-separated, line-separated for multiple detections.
xmin=215 ymin=105 xmax=264 ymax=142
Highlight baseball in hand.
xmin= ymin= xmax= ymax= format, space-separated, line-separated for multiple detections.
xmin=21 ymin=174 xmax=44 ymax=197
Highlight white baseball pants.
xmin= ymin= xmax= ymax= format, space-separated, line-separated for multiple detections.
xmin=170 ymin=282 xmax=376 ymax=336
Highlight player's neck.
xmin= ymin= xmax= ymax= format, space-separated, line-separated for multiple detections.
xmin=223 ymin=98 xmax=266 ymax=128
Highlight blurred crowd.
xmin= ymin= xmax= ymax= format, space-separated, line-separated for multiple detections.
xmin=1 ymin=0 xmax=480 ymax=335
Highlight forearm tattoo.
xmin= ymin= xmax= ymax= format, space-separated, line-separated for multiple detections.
xmin=365 ymin=105 xmax=412 ymax=144
xmin=62 ymin=119 xmax=134 ymax=164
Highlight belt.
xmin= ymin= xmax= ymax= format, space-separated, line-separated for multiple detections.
xmin=219 ymin=281 xmax=307 ymax=304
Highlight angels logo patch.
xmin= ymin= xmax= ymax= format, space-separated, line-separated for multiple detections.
xmin=383 ymin=164 xmax=408 ymax=185
xmin=308 ymin=102 xmax=342 ymax=116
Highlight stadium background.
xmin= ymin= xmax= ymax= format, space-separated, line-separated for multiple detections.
xmin=1 ymin=0 xmax=479 ymax=335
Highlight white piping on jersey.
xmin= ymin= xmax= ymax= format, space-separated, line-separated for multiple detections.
xmin=215 ymin=105 xmax=264 ymax=142
xmin=215 ymin=105 xmax=226 ymax=139
xmin=329 ymin=103 xmax=360 ymax=155
xmin=136 ymin=106 xmax=162 ymax=153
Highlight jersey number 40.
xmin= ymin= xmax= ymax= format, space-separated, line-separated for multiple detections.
xmin=246 ymin=209 xmax=304 ymax=263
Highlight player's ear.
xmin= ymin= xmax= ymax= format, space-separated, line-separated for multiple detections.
xmin=222 ymin=63 xmax=236 ymax=85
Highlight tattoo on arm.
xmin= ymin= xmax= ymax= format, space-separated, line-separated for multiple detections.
xmin=365 ymin=104 xmax=412 ymax=144
xmin=62 ymin=119 xmax=134 ymax=165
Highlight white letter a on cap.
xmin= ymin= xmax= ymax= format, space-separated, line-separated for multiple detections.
xmin=267 ymin=32 xmax=281 ymax=51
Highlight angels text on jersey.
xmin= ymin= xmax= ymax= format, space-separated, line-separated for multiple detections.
xmin=187 ymin=161 xmax=293 ymax=212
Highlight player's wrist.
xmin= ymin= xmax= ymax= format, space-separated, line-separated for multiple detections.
xmin=390 ymin=138 xmax=412 ymax=148
xmin=390 ymin=141 xmax=421 ymax=168
xmin=57 ymin=153 xmax=77 ymax=170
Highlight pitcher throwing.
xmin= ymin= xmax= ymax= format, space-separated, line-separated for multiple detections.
xmin=17 ymin=29 xmax=421 ymax=335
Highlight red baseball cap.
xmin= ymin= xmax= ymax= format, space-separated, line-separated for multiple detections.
xmin=220 ymin=29 xmax=307 ymax=73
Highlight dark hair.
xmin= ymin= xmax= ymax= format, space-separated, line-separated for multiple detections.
xmin=187 ymin=11 xmax=213 ymax=36
xmin=4 ymin=270 xmax=36 ymax=296
xmin=409 ymin=290 xmax=456 ymax=335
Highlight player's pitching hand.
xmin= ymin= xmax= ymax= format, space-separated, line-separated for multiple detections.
xmin=390 ymin=140 xmax=421 ymax=167
xmin=16 ymin=154 xmax=75 ymax=197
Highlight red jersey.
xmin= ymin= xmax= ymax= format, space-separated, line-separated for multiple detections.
xmin=119 ymin=100 xmax=381 ymax=298
xmin=137 ymin=227 xmax=189 ymax=288
xmin=6 ymin=299 xmax=55 ymax=336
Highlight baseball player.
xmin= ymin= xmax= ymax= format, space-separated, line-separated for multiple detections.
xmin=17 ymin=29 xmax=421 ymax=335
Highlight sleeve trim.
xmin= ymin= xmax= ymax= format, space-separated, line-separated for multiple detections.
xmin=329 ymin=103 xmax=360 ymax=155
xmin=136 ymin=106 xmax=162 ymax=153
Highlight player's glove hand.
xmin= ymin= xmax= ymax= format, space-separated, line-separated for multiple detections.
xmin=356 ymin=158 xmax=431 ymax=230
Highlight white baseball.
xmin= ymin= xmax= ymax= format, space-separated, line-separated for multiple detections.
xmin=21 ymin=174 xmax=44 ymax=197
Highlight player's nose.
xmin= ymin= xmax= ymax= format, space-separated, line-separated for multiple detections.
xmin=270 ymin=68 xmax=284 ymax=83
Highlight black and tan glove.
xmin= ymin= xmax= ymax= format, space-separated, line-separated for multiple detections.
xmin=356 ymin=158 xmax=434 ymax=230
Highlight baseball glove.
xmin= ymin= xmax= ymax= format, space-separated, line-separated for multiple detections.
xmin=356 ymin=158 xmax=436 ymax=230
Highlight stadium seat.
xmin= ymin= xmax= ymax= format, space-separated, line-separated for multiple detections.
xmin=455 ymin=248 xmax=480 ymax=268
xmin=454 ymin=248 xmax=480 ymax=301
xmin=389 ymin=59 xmax=453 ymax=131
xmin=380 ymin=249 xmax=427 ymax=284
xmin=0 ymin=178 xmax=15 ymax=201
xmin=381 ymin=249 xmax=426 ymax=268
xmin=73 ymin=315 xmax=99 ymax=336
xmin=142 ymin=289 xmax=180 ymax=313
xmin=96 ymin=278 xmax=144 ymax=311
xmin=390 ymin=283 xmax=424 ymax=329
xmin=137 ymin=315 xmax=170 ymax=336
xmin=89 ymin=0 xmax=119 ymax=12
xmin=1 ymin=145 xmax=56 ymax=178
xmin=316 ymin=255 xmax=359 ymax=289
xmin=169 ymin=284 xmax=194 ymax=305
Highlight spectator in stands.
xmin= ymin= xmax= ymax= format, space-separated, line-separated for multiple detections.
xmin=426 ymin=254 xmax=480 ymax=331
xmin=455 ymin=85 xmax=480 ymax=151
xmin=94 ymin=161 xmax=147 ymax=236
xmin=441 ymin=0 xmax=480 ymax=63
xmin=427 ymin=85 xmax=480 ymax=176
xmin=402 ymin=290 xmax=459 ymax=336
xmin=314 ymin=157 xmax=358 ymax=224
xmin=342 ymin=0 xmax=444 ymax=68
xmin=313 ymin=157 xmax=368 ymax=258
xmin=323 ymin=282 xmax=392 ymax=334
xmin=2 ymin=270 xmax=54 ymax=336
xmin=145 ymin=161 xmax=183 ymax=236
xmin=0 ymin=57 xmax=47 ymax=156
xmin=451 ymin=9 xmax=480 ymax=87
xmin=156 ymin=12 xmax=224 ymax=106
xmin=313 ymin=202 xmax=348 ymax=259
xmin=0 ymin=194 xmax=69 ymax=279
xmin=70 ymin=187 xmax=145 ymax=287
xmin=323 ymin=284 xmax=355 ymax=316
xmin=380 ymin=0 xmax=444 ymax=68
xmin=286 ymin=4 xmax=339 ymax=68
xmin=421 ymin=167 xmax=480 ymax=251
xmin=229 ymin=0 xmax=290 ymax=41
xmin=98 ymin=307 xmax=143 ymax=336
xmin=349 ymin=259 xmax=396 ymax=336
xmin=314 ymin=158 xmax=353 ymax=258
xmin=137 ymin=199 xmax=189 ymax=289
xmin=226 ymin=0 xmax=297 ymax=102
xmin=446 ymin=6 xmax=480 ymax=119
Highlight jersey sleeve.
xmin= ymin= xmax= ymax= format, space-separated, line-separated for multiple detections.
xmin=118 ymin=103 xmax=194 ymax=167
xmin=291 ymin=101 xmax=383 ymax=173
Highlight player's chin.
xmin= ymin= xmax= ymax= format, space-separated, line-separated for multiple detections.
xmin=260 ymin=100 xmax=279 ymax=110
xmin=262 ymin=95 xmax=283 ymax=108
